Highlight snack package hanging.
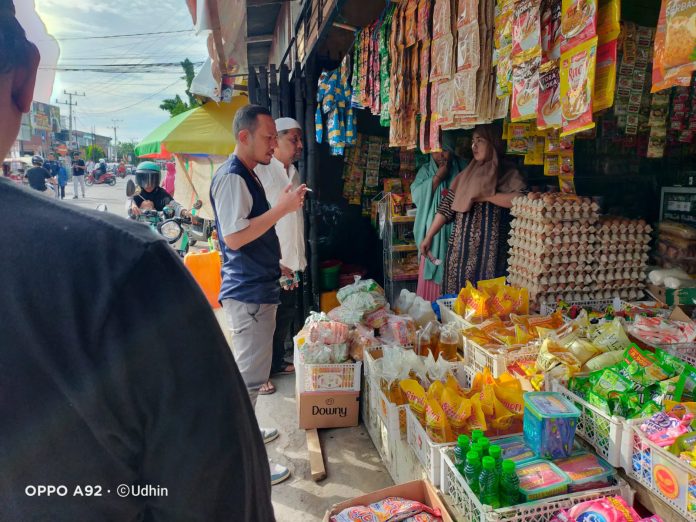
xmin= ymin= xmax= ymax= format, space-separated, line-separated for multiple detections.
xmin=512 ymin=0 xmax=542 ymax=58
xmin=453 ymin=71 xmax=478 ymax=114
xmin=544 ymin=154 xmax=561 ymax=176
xmin=541 ymin=0 xmax=562 ymax=62
xmin=432 ymin=0 xmax=452 ymax=39
xmin=593 ymin=38 xmax=618 ymax=113
xmin=494 ymin=2 xmax=513 ymax=51
xmin=652 ymin=0 xmax=696 ymax=93
xmin=538 ymin=61 xmax=562 ymax=129
xmin=404 ymin=0 xmax=418 ymax=48
xmin=596 ymin=0 xmax=620 ymax=42
xmin=560 ymin=36 xmax=598 ymax=137
xmin=561 ymin=0 xmax=597 ymax=53
xmin=496 ymin=45 xmax=514 ymax=98
xmin=430 ymin=35 xmax=455 ymax=82
xmin=512 ymin=55 xmax=541 ymax=122
xmin=457 ymin=0 xmax=478 ymax=27
xmin=457 ymin=21 xmax=481 ymax=72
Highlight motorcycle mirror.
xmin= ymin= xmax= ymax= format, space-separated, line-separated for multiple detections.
xmin=193 ymin=199 xmax=203 ymax=210
xmin=96 ymin=204 xmax=108 ymax=212
xmin=126 ymin=179 xmax=136 ymax=197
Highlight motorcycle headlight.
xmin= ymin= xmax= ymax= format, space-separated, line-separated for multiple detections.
xmin=158 ymin=220 xmax=182 ymax=243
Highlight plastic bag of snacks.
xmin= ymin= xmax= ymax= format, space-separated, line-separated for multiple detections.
xmin=380 ymin=314 xmax=417 ymax=347
xmin=551 ymin=495 xmax=663 ymax=522
xmin=331 ymin=496 xmax=444 ymax=522
xmin=336 ymin=277 xmax=385 ymax=303
xmin=308 ymin=320 xmax=349 ymax=345
xmin=651 ymin=0 xmax=696 ymax=93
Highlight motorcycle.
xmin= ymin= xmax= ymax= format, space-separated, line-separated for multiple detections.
xmin=134 ymin=208 xmax=192 ymax=257
xmin=85 ymin=168 xmax=116 ymax=186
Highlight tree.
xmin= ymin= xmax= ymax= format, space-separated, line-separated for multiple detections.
xmin=118 ymin=141 xmax=136 ymax=163
xmin=160 ymin=58 xmax=202 ymax=118
xmin=85 ymin=144 xmax=106 ymax=162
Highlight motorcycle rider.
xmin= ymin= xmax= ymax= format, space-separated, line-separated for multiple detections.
xmin=129 ymin=161 xmax=193 ymax=219
xmin=25 ymin=155 xmax=54 ymax=195
xmin=94 ymin=158 xmax=107 ymax=182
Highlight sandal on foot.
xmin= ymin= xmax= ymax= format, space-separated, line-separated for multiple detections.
xmin=258 ymin=380 xmax=276 ymax=395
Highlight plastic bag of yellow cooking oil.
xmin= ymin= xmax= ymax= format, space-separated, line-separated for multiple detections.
xmin=564 ymin=338 xmax=601 ymax=365
xmin=493 ymin=377 xmax=525 ymax=415
xmin=527 ymin=311 xmax=564 ymax=336
xmin=400 ymin=379 xmax=427 ymax=425
xmin=464 ymin=286 xmax=489 ymax=323
xmin=427 ymin=380 xmax=446 ymax=404
xmin=453 ymin=282 xmax=474 ymax=316
xmin=536 ymin=338 xmax=582 ymax=375
xmin=467 ymin=394 xmax=488 ymax=432
xmin=511 ymin=286 xmax=529 ymax=315
xmin=588 ymin=317 xmax=630 ymax=352
xmin=471 ymin=367 xmax=496 ymax=396
xmin=446 ymin=373 xmax=466 ymax=397
xmin=490 ymin=392 xmax=518 ymax=431
xmin=479 ymin=384 xmax=496 ymax=417
xmin=441 ymin=387 xmax=472 ymax=436
xmin=479 ymin=317 xmax=506 ymax=335
xmin=488 ymin=288 xmax=516 ymax=319
xmin=478 ymin=277 xmax=507 ymax=297
xmin=426 ymin=397 xmax=453 ymax=443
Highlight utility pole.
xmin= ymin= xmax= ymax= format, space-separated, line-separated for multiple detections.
xmin=55 ymin=90 xmax=85 ymax=150
xmin=108 ymin=119 xmax=122 ymax=161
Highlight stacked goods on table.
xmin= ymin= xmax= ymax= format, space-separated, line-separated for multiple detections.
xmin=654 ymin=221 xmax=696 ymax=276
xmin=508 ymin=193 xmax=652 ymax=306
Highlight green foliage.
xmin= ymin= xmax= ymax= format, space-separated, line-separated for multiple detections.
xmin=160 ymin=58 xmax=203 ymax=118
xmin=85 ymin=144 xmax=106 ymax=162
xmin=118 ymin=141 xmax=137 ymax=161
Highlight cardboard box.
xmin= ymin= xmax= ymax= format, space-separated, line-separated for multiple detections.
xmin=298 ymin=390 xmax=360 ymax=430
xmin=323 ymin=480 xmax=454 ymax=522
xmin=648 ymin=284 xmax=696 ymax=307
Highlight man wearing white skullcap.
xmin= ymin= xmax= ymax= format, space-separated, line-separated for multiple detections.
xmin=255 ymin=117 xmax=306 ymax=393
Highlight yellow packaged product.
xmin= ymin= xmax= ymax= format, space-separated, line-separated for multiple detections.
xmin=479 ymin=318 xmax=506 ymax=335
xmin=536 ymin=338 xmax=582 ymax=375
xmin=664 ymin=400 xmax=696 ymax=419
xmin=463 ymin=327 xmax=501 ymax=348
xmin=477 ymin=277 xmax=507 ymax=296
xmin=493 ymin=376 xmax=525 ymax=415
xmin=527 ymin=311 xmax=564 ymax=336
xmin=453 ymin=282 xmax=474 ymax=316
xmin=400 ymin=379 xmax=427 ymax=424
xmin=427 ymin=380 xmax=446 ymax=404
xmin=593 ymin=39 xmax=617 ymax=113
xmin=441 ymin=387 xmax=472 ymax=436
xmin=445 ymin=373 xmax=465 ymax=396
xmin=651 ymin=0 xmax=696 ymax=92
xmin=488 ymin=288 xmax=516 ymax=319
xmin=560 ymin=36 xmax=598 ymax=137
xmin=425 ymin=398 xmax=453 ymax=443
xmin=512 ymin=287 xmax=529 ymax=315
xmin=564 ymin=338 xmax=601 ymax=365
xmin=479 ymin=384 xmax=496 ymax=417
xmin=490 ymin=392 xmax=518 ymax=431
xmin=467 ymin=394 xmax=488 ymax=432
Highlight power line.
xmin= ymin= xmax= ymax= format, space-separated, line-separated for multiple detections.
xmin=76 ymin=78 xmax=181 ymax=115
xmin=41 ymin=62 xmax=203 ymax=69
xmin=37 ymin=29 xmax=193 ymax=42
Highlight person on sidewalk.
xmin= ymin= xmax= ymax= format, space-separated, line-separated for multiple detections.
xmin=256 ymin=117 xmax=307 ymax=394
xmin=44 ymin=152 xmax=61 ymax=199
xmin=25 ymin=155 xmax=53 ymax=196
xmin=71 ymin=151 xmax=86 ymax=198
xmin=210 ymin=104 xmax=308 ymax=485
xmin=0 ymin=5 xmax=275 ymax=520
xmin=57 ymin=160 xmax=68 ymax=199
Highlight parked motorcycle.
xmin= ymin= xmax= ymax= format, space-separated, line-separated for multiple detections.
xmin=85 ymin=169 xmax=116 ymax=186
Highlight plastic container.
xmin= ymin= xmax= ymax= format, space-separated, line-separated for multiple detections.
xmin=493 ymin=436 xmax=537 ymax=465
xmin=183 ymin=249 xmax=222 ymax=308
xmin=516 ymin=460 xmax=570 ymax=501
xmin=320 ymin=290 xmax=339 ymax=312
xmin=554 ymin=451 xmax=616 ymax=493
xmin=320 ymin=260 xmax=342 ymax=290
xmin=523 ymin=392 xmax=580 ymax=459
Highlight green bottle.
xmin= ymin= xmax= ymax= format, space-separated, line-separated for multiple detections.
xmin=488 ymin=444 xmax=503 ymax=475
xmin=471 ymin=429 xmax=484 ymax=443
xmin=454 ymin=435 xmax=470 ymax=474
xmin=500 ymin=459 xmax=520 ymax=507
xmin=479 ymin=456 xmax=500 ymax=508
xmin=478 ymin=437 xmax=491 ymax=457
xmin=464 ymin=450 xmax=482 ymax=496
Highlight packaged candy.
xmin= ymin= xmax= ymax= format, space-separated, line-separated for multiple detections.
xmin=553 ymin=495 xmax=662 ymax=522
xmin=516 ymin=460 xmax=570 ymax=501
xmin=554 ymin=452 xmax=615 ymax=492
xmin=641 ymin=411 xmax=695 ymax=446
xmin=494 ymin=435 xmax=537 ymax=464
xmin=523 ymin=392 xmax=580 ymax=459
xmin=664 ymin=400 xmax=696 ymax=419
xmin=581 ymin=350 xmax=624 ymax=373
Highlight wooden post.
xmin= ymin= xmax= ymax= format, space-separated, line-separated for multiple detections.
xmin=304 ymin=55 xmax=319 ymax=311
xmin=306 ymin=429 xmax=326 ymax=481
xmin=269 ymin=64 xmax=280 ymax=119
xmin=248 ymin=66 xmax=258 ymax=105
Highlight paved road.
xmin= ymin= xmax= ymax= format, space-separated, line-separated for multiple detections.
xmin=61 ymin=175 xmax=131 ymax=218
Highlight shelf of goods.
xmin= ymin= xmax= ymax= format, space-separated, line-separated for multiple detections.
xmin=440 ymin=445 xmax=634 ymax=522
xmin=507 ymin=194 xmax=651 ymax=307
xmin=437 ymin=298 xmax=541 ymax=378
xmin=622 ymin=418 xmax=696 ymax=522
xmin=379 ymin=193 xmax=418 ymax=304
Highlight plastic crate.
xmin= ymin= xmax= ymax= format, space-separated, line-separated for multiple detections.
xmin=540 ymin=297 xmax=621 ymax=315
xmin=440 ymin=446 xmax=634 ymax=522
xmin=464 ymin=338 xmax=541 ymax=378
xmin=552 ymin=380 xmax=625 ymax=467
xmin=406 ymin=407 xmax=455 ymax=487
xmin=363 ymin=347 xmax=383 ymax=379
xmin=623 ymin=418 xmax=696 ymax=521
xmin=437 ymin=298 xmax=474 ymax=329
xmin=296 ymin=358 xmax=362 ymax=392
xmin=659 ymin=342 xmax=696 ymax=366
xmin=370 ymin=374 xmax=408 ymax=440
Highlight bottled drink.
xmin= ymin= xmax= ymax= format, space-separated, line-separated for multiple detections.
xmin=479 ymin=456 xmax=500 ymax=508
xmin=471 ymin=429 xmax=484 ymax=443
xmin=488 ymin=444 xmax=503 ymax=475
xmin=478 ymin=437 xmax=491 ymax=457
xmin=464 ymin=451 xmax=482 ymax=496
xmin=500 ymin=459 xmax=521 ymax=507
xmin=438 ymin=324 xmax=459 ymax=361
xmin=453 ymin=435 xmax=470 ymax=474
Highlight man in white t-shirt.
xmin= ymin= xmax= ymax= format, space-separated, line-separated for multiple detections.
xmin=256 ymin=117 xmax=306 ymax=394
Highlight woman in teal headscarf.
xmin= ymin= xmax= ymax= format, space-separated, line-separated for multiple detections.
xmin=411 ymin=134 xmax=467 ymax=301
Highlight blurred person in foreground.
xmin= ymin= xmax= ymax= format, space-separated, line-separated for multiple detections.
xmin=0 ymin=3 xmax=274 ymax=520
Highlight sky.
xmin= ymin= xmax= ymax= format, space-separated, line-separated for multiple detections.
xmin=18 ymin=0 xmax=209 ymax=145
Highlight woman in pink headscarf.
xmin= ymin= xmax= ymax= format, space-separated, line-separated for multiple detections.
xmin=419 ymin=124 xmax=526 ymax=292
xmin=163 ymin=159 xmax=176 ymax=197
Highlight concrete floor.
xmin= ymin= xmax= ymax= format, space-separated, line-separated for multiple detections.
xmin=213 ymin=309 xmax=395 ymax=522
